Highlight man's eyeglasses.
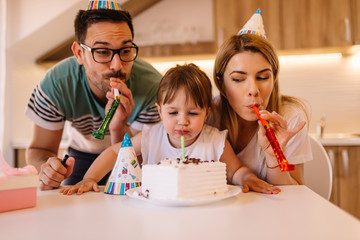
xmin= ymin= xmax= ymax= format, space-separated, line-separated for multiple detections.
xmin=80 ymin=43 xmax=138 ymax=63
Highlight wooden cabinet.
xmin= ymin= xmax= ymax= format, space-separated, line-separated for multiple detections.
xmin=138 ymin=41 xmax=216 ymax=58
xmin=15 ymin=148 xmax=68 ymax=168
xmin=325 ymin=145 xmax=360 ymax=219
xmin=214 ymin=0 xmax=360 ymax=50
xmin=352 ymin=0 xmax=360 ymax=44
xmin=125 ymin=0 xmax=360 ymax=58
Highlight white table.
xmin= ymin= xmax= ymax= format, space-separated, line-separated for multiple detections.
xmin=1 ymin=185 xmax=359 ymax=240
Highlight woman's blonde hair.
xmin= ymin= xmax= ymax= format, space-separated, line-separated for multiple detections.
xmin=213 ymin=34 xmax=308 ymax=148
xmin=157 ymin=63 xmax=213 ymax=110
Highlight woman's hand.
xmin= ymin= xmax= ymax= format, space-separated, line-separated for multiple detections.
xmin=257 ymin=110 xmax=305 ymax=157
xmin=59 ymin=178 xmax=100 ymax=195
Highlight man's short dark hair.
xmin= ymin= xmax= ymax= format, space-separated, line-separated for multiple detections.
xmin=74 ymin=9 xmax=134 ymax=44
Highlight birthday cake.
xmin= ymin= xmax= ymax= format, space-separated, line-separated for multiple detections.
xmin=141 ymin=158 xmax=228 ymax=200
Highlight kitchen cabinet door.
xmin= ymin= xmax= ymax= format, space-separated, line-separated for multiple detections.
xmin=14 ymin=148 xmax=68 ymax=168
xmin=325 ymin=146 xmax=340 ymax=205
xmin=337 ymin=146 xmax=360 ymax=219
xmin=281 ymin=0 xmax=353 ymax=49
xmin=324 ymin=146 xmax=360 ymax=219
xmin=214 ymin=0 xmax=357 ymax=50
xmin=351 ymin=0 xmax=360 ymax=44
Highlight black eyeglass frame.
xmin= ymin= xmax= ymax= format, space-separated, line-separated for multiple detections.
xmin=80 ymin=43 xmax=139 ymax=63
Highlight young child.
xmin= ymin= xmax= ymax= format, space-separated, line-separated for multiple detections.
xmin=60 ymin=64 xmax=280 ymax=195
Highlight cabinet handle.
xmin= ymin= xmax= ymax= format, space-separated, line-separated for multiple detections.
xmin=344 ymin=17 xmax=351 ymax=43
xmin=341 ymin=149 xmax=349 ymax=177
xmin=328 ymin=149 xmax=335 ymax=172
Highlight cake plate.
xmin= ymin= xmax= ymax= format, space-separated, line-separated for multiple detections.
xmin=125 ymin=185 xmax=242 ymax=207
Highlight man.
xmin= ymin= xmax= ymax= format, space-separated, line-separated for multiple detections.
xmin=25 ymin=2 xmax=162 ymax=190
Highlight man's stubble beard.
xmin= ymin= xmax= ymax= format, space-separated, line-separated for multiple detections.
xmin=87 ymin=70 xmax=129 ymax=95
xmin=83 ymin=56 xmax=131 ymax=95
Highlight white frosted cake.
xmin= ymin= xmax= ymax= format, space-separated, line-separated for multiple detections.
xmin=141 ymin=158 xmax=228 ymax=200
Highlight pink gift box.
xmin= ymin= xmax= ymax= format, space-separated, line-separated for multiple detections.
xmin=0 ymin=174 xmax=39 ymax=213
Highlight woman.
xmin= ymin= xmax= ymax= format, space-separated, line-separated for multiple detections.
xmin=209 ymin=33 xmax=313 ymax=185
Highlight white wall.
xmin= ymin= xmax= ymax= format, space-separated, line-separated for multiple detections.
xmin=11 ymin=56 xmax=48 ymax=141
xmin=280 ymin=53 xmax=360 ymax=135
xmin=7 ymin=0 xmax=79 ymax=44
xmin=0 ymin=0 xmax=11 ymax=163
xmin=7 ymin=0 xmax=87 ymax=61
xmin=4 ymin=0 xmax=88 ymax=165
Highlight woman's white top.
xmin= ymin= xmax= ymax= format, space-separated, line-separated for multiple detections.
xmin=141 ymin=123 xmax=228 ymax=165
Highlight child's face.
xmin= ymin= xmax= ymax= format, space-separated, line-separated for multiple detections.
xmin=157 ymin=87 xmax=209 ymax=148
xmin=222 ymin=51 xmax=274 ymax=122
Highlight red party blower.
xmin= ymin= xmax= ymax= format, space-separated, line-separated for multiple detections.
xmin=252 ymin=106 xmax=295 ymax=171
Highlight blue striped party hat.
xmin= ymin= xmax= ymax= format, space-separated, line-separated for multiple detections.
xmin=87 ymin=0 xmax=121 ymax=10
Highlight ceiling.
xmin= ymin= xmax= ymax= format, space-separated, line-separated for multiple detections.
xmin=36 ymin=0 xmax=163 ymax=64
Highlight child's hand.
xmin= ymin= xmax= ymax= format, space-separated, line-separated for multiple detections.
xmin=242 ymin=176 xmax=281 ymax=194
xmin=59 ymin=178 xmax=100 ymax=195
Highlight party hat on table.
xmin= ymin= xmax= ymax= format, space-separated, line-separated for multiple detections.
xmin=104 ymin=133 xmax=141 ymax=195
xmin=87 ymin=0 xmax=121 ymax=10
xmin=237 ymin=8 xmax=266 ymax=38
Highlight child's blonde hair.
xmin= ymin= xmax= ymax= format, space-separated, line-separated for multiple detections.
xmin=157 ymin=63 xmax=213 ymax=110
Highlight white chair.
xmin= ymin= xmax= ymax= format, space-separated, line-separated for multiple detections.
xmin=304 ymin=136 xmax=333 ymax=200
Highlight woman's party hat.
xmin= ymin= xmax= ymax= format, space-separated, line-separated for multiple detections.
xmin=104 ymin=133 xmax=141 ymax=195
xmin=237 ymin=8 xmax=266 ymax=38
xmin=87 ymin=0 xmax=121 ymax=10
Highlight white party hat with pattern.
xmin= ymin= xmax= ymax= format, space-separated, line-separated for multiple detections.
xmin=104 ymin=133 xmax=141 ymax=195
xmin=87 ymin=0 xmax=121 ymax=10
xmin=237 ymin=8 xmax=266 ymax=38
